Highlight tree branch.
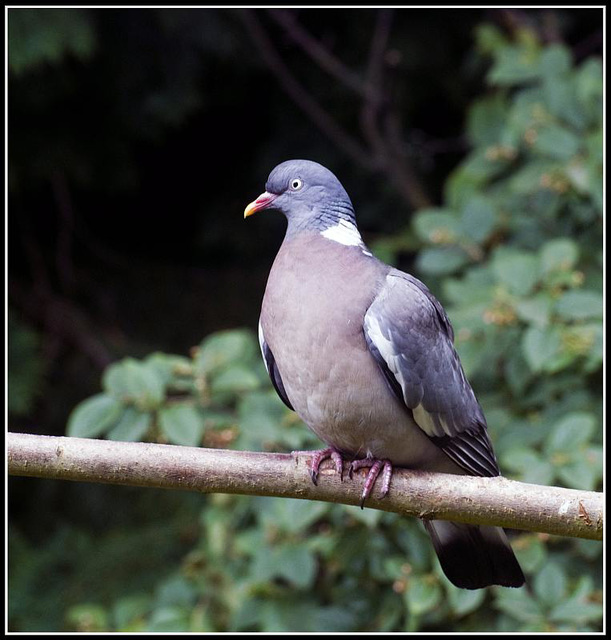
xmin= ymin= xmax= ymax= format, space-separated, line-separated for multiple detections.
xmin=267 ymin=9 xmax=379 ymax=102
xmin=8 ymin=433 xmax=602 ymax=541
xmin=238 ymin=9 xmax=435 ymax=211
xmin=237 ymin=9 xmax=375 ymax=170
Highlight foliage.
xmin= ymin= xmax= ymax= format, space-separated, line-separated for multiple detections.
xmin=8 ymin=8 xmax=96 ymax=76
xmin=66 ymin=329 xmax=318 ymax=453
xmin=390 ymin=24 xmax=604 ymax=499
xmin=9 ymin=15 xmax=602 ymax=634
xmin=8 ymin=312 xmax=47 ymax=416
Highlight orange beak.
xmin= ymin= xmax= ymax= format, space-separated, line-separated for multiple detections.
xmin=244 ymin=191 xmax=278 ymax=218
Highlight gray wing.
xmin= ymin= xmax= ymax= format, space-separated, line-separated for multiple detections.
xmin=258 ymin=320 xmax=294 ymax=411
xmin=364 ymin=269 xmax=499 ymax=477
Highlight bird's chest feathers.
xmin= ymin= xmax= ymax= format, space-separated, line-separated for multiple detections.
xmin=260 ymin=234 xmax=387 ymax=430
xmin=262 ymin=234 xmax=381 ymax=351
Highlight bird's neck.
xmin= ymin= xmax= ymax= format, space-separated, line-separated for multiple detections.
xmin=285 ymin=200 xmax=368 ymax=251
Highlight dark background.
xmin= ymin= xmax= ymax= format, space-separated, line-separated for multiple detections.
xmin=8 ymin=7 xmax=603 ymax=632
xmin=9 ymin=7 xmax=601 ymax=417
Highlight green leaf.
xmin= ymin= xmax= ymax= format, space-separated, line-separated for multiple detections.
xmin=236 ymin=391 xmax=290 ymax=450
xmin=8 ymin=312 xmax=47 ymax=416
xmin=310 ymin=605 xmax=360 ymax=632
xmin=195 ymin=329 xmax=257 ymax=375
xmin=549 ymin=576 xmax=603 ymax=623
xmin=540 ymin=238 xmax=579 ymax=274
xmin=210 ymin=364 xmax=260 ymax=393
xmin=537 ymin=44 xmax=572 ymax=77
xmin=8 ymin=8 xmax=96 ymax=76
xmin=102 ymin=361 xmax=131 ymax=397
xmin=492 ymin=249 xmax=539 ymax=295
xmin=534 ymin=126 xmax=580 ymax=160
xmin=475 ymin=23 xmax=509 ymax=54
xmin=146 ymin=606 xmax=190 ymax=632
xmin=112 ymin=595 xmax=151 ymax=630
xmin=493 ymin=586 xmax=544 ymax=623
xmin=542 ymin=78 xmax=586 ymax=131
xmin=158 ymin=404 xmax=204 ymax=447
xmin=446 ymin=584 xmax=486 ymax=617
xmin=555 ymin=290 xmax=603 ymax=320
xmin=416 ymin=247 xmax=469 ymax=276
xmin=250 ymin=543 xmax=317 ymax=589
xmin=404 ymin=576 xmax=442 ymax=616
xmin=545 ymin=412 xmax=596 ymax=455
xmin=521 ymin=326 xmax=562 ymax=373
xmin=557 ymin=460 xmax=600 ymax=491
xmin=106 ymin=407 xmax=152 ymax=442
xmin=466 ymin=94 xmax=508 ymax=146
xmin=501 ymin=448 xmax=554 ymax=485
xmin=412 ymin=208 xmax=460 ymax=243
xmin=154 ymin=575 xmax=197 ymax=607
xmin=504 ymin=349 xmax=533 ymax=395
xmin=342 ymin=503 xmax=384 ymax=527
xmin=460 ymin=195 xmax=497 ymax=243
xmin=550 ymin=599 xmax=603 ymax=625
xmin=565 ymin=158 xmax=591 ymax=193
xmin=143 ymin=352 xmax=192 ymax=385
xmin=277 ymin=545 xmax=317 ymax=589
xmin=66 ymin=603 xmax=109 ymax=632
xmin=515 ymin=295 xmax=553 ymax=328
xmin=575 ymin=58 xmax=603 ymax=118
xmin=513 ymin=535 xmax=547 ymax=573
xmin=533 ymin=561 xmax=567 ymax=607
xmin=488 ymin=45 xmax=541 ymax=86
xmin=67 ymin=393 xmax=123 ymax=438
xmin=103 ymin=358 xmax=166 ymax=410
xmin=258 ymin=497 xmax=329 ymax=534
xmin=508 ymin=159 xmax=558 ymax=194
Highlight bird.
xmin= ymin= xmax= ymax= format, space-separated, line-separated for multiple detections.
xmin=244 ymin=159 xmax=525 ymax=590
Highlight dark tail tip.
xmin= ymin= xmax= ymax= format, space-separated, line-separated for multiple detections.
xmin=423 ymin=520 xmax=525 ymax=590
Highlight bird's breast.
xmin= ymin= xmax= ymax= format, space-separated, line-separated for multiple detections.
xmin=260 ymin=234 xmax=421 ymax=458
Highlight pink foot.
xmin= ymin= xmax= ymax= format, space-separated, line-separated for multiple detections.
xmin=349 ymin=456 xmax=393 ymax=508
xmin=292 ymin=447 xmax=344 ymax=485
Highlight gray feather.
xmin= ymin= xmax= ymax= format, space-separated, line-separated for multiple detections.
xmin=364 ymin=269 xmax=499 ymax=477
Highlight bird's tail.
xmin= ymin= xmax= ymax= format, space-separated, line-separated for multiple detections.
xmin=423 ymin=519 xmax=525 ymax=589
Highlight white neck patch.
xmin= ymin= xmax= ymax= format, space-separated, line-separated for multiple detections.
xmin=320 ymin=218 xmax=363 ymax=247
xmin=320 ymin=219 xmax=372 ymax=256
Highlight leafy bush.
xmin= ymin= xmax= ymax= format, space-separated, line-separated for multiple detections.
xmin=10 ymin=25 xmax=602 ymax=632
xmin=8 ymin=312 xmax=47 ymax=416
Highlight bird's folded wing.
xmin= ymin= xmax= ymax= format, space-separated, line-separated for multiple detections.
xmin=364 ymin=270 xmax=499 ymax=477
xmin=258 ymin=320 xmax=294 ymax=411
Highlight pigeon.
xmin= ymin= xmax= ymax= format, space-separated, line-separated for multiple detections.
xmin=244 ymin=159 xmax=525 ymax=589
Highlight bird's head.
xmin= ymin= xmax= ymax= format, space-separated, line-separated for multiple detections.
xmin=244 ymin=159 xmax=357 ymax=235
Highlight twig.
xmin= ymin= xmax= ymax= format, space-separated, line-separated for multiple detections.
xmin=8 ymin=433 xmax=603 ymax=541
xmin=239 ymin=9 xmax=433 ymax=210
xmin=362 ymin=10 xmax=433 ymax=209
xmin=51 ymin=170 xmax=76 ymax=295
xmin=360 ymin=8 xmax=392 ymax=167
xmin=267 ymin=9 xmax=379 ymax=102
xmin=9 ymin=280 xmax=114 ymax=370
xmin=383 ymin=111 xmax=433 ymax=209
xmin=237 ymin=9 xmax=374 ymax=170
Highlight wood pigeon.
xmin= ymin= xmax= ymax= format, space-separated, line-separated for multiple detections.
xmin=245 ymin=159 xmax=525 ymax=590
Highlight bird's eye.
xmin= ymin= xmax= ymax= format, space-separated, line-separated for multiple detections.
xmin=289 ymin=178 xmax=303 ymax=191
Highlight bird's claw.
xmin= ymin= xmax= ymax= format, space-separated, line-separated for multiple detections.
xmin=293 ymin=449 xmax=392 ymax=509
xmin=349 ymin=457 xmax=393 ymax=509
xmin=292 ymin=447 xmax=344 ymax=485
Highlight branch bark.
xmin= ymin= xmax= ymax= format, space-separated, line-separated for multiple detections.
xmin=8 ymin=433 xmax=602 ymax=541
